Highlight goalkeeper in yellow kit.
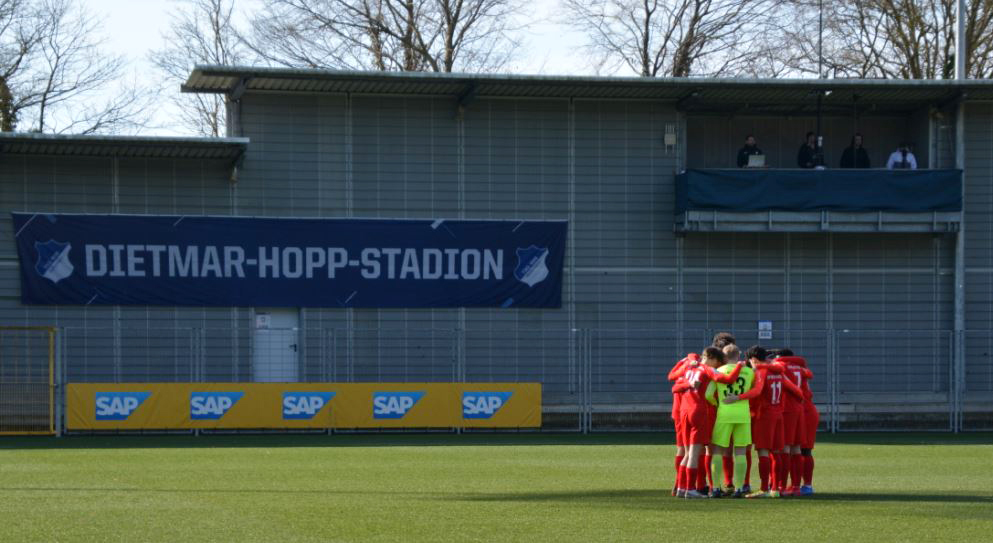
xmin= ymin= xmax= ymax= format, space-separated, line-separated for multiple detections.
xmin=705 ymin=349 xmax=757 ymax=498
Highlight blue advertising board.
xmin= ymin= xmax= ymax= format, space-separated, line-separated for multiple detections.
xmin=13 ymin=213 xmax=567 ymax=308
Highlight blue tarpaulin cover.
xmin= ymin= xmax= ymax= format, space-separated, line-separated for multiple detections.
xmin=675 ymin=169 xmax=962 ymax=212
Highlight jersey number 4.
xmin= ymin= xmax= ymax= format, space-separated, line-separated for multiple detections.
xmin=686 ymin=369 xmax=702 ymax=388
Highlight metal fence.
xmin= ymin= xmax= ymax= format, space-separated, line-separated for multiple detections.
xmin=963 ymin=330 xmax=993 ymax=431
xmin=0 ymin=327 xmax=55 ymax=435
xmin=62 ymin=327 xmax=200 ymax=383
xmin=39 ymin=326 xmax=991 ymax=433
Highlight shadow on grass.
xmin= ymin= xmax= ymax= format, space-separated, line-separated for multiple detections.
xmin=453 ymin=489 xmax=993 ymax=505
xmin=0 ymin=487 xmax=431 ymax=497
xmin=1 ymin=431 xmax=991 ymax=450
xmin=3 ymin=486 xmax=990 ymax=507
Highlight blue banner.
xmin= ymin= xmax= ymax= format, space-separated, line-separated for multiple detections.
xmin=675 ymin=169 xmax=962 ymax=212
xmin=13 ymin=213 xmax=567 ymax=308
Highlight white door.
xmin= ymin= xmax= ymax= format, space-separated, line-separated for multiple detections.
xmin=253 ymin=308 xmax=300 ymax=382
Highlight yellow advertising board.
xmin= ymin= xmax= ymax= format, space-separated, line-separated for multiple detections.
xmin=456 ymin=383 xmax=541 ymax=428
xmin=67 ymin=383 xmax=541 ymax=430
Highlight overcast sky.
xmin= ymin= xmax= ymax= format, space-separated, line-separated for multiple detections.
xmin=82 ymin=0 xmax=591 ymax=136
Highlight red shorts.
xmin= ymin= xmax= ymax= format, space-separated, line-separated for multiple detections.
xmin=752 ymin=411 xmax=785 ymax=451
xmin=679 ymin=408 xmax=713 ymax=445
xmin=674 ymin=417 xmax=686 ymax=447
xmin=782 ymin=409 xmax=805 ymax=446
xmin=802 ymin=402 xmax=820 ymax=449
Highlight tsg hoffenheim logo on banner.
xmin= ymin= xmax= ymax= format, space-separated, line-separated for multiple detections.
xmin=514 ymin=245 xmax=549 ymax=287
xmin=34 ymin=240 xmax=74 ymax=283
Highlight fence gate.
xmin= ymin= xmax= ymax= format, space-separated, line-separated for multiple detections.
xmin=0 ymin=327 xmax=56 ymax=435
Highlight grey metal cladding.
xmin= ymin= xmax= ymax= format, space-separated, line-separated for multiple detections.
xmin=236 ymin=93 xmax=349 ymax=217
xmin=464 ymin=99 xmax=569 ymax=219
xmin=963 ymin=103 xmax=993 ymax=391
xmin=352 ymin=95 xmax=459 ymax=218
xmin=964 ymin=104 xmax=993 ymax=264
xmin=574 ymin=271 xmax=678 ymax=330
xmin=574 ymin=100 xmax=679 ymax=270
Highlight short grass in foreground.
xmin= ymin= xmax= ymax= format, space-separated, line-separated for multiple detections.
xmin=2 ymin=433 xmax=991 ymax=542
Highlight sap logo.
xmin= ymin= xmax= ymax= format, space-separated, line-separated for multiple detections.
xmin=95 ymin=392 xmax=150 ymax=420
xmin=34 ymin=240 xmax=74 ymax=283
xmin=190 ymin=392 xmax=244 ymax=420
xmin=283 ymin=392 xmax=335 ymax=420
xmin=372 ymin=392 xmax=425 ymax=419
xmin=462 ymin=392 xmax=513 ymax=419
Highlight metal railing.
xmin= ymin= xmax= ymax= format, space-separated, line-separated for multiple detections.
xmin=0 ymin=327 xmax=55 ymax=435
xmin=43 ymin=326 xmax=990 ymax=433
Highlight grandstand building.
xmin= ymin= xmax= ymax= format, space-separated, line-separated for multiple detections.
xmin=2 ymin=67 xmax=992 ymax=433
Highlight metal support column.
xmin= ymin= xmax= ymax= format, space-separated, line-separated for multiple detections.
xmin=344 ymin=92 xmax=356 ymax=382
xmin=953 ymin=103 xmax=966 ymax=433
xmin=456 ymin=89 xmax=468 ymax=388
xmin=53 ymin=327 xmax=62 ymax=437
xmin=953 ymin=0 xmax=967 ymax=433
xmin=568 ymin=99 xmax=577 ymax=396
xmin=827 ymin=234 xmax=838 ymax=432
xmin=583 ymin=330 xmax=593 ymax=434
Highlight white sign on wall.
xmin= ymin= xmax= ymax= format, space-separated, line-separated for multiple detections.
xmin=255 ymin=313 xmax=271 ymax=329
xmin=758 ymin=320 xmax=773 ymax=340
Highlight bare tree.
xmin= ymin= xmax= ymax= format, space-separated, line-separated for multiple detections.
xmin=245 ymin=0 xmax=524 ymax=72
xmin=0 ymin=0 xmax=153 ymax=133
xmin=561 ymin=0 xmax=784 ymax=77
xmin=151 ymin=0 xmax=246 ymax=136
xmin=777 ymin=0 xmax=993 ymax=79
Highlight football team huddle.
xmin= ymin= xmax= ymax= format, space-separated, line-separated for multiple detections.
xmin=668 ymin=332 xmax=819 ymax=499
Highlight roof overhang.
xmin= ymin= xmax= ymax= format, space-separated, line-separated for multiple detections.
xmin=184 ymin=65 xmax=993 ymax=115
xmin=0 ymin=132 xmax=249 ymax=161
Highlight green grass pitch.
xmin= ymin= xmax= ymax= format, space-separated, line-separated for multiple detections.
xmin=2 ymin=433 xmax=991 ymax=542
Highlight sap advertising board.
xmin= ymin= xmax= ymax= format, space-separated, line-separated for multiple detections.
xmin=70 ymin=383 xmax=542 ymax=429
xmin=13 ymin=213 xmax=567 ymax=308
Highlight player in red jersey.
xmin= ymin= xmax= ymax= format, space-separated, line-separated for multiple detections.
xmin=776 ymin=352 xmax=814 ymax=496
xmin=670 ymin=333 xmax=738 ymax=496
xmin=795 ymin=357 xmax=819 ymax=496
xmin=667 ymin=353 xmax=698 ymax=496
xmin=734 ymin=346 xmax=802 ymax=498
xmin=674 ymin=347 xmax=742 ymax=498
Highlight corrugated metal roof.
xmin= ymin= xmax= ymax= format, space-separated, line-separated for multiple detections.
xmin=0 ymin=133 xmax=249 ymax=160
xmin=183 ymin=65 xmax=993 ymax=112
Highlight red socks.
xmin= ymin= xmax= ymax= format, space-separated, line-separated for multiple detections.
xmin=789 ymin=454 xmax=802 ymax=490
xmin=696 ymin=460 xmax=707 ymax=490
xmin=688 ymin=467 xmax=699 ymax=491
xmin=776 ymin=453 xmax=789 ymax=491
xmin=675 ymin=455 xmax=684 ymax=488
xmin=722 ymin=455 xmax=734 ymax=486
xmin=758 ymin=455 xmax=772 ymax=492
xmin=803 ymin=455 xmax=814 ymax=486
